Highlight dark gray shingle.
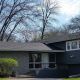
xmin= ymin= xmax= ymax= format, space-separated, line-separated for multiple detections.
xmin=40 ymin=33 xmax=80 ymax=44
xmin=0 ymin=42 xmax=52 ymax=51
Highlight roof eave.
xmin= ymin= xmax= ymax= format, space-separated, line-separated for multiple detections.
xmin=0 ymin=50 xmax=65 ymax=53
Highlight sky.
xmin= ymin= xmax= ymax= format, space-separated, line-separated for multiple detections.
xmin=35 ymin=0 xmax=80 ymax=27
xmin=13 ymin=0 xmax=80 ymax=41
xmin=23 ymin=0 xmax=80 ymax=41
xmin=55 ymin=0 xmax=80 ymax=26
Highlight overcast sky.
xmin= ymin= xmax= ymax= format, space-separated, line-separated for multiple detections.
xmin=37 ymin=0 xmax=80 ymax=27
xmin=15 ymin=0 xmax=80 ymax=41
xmin=56 ymin=0 xmax=80 ymax=25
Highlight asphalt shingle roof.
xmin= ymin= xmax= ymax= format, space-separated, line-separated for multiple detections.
xmin=0 ymin=42 xmax=52 ymax=51
xmin=40 ymin=33 xmax=80 ymax=44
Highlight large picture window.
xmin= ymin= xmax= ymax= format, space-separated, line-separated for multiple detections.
xmin=29 ymin=53 xmax=41 ymax=69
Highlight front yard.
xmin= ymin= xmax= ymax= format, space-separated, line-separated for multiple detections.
xmin=1 ymin=78 xmax=80 ymax=80
xmin=0 ymin=78 xmax=9 ymax=80
xmin=0 ymin=78 xmax=63 ymax=80
xmin=64 ymin=78 xmax=80 ymax=80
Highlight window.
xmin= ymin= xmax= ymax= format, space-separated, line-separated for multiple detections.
xmin=29 ymin=53 xmax=41 ymax=69
xmin=49 ymin=54 xmax=56 ymax=68
xmin=66 ymin=42 xmax=70 ymax=50
xmin=71 ymin=41 xmax=77 ymax=49
xmin=66 ymin=40 xmax=80 ymax=51
xmin=79 ymin=41 xmax=80 ymax=48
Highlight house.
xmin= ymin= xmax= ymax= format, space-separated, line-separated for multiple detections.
xmin=0 ymin=41 xmax=64 ymax=75
xmin=42 ymin=33 xmax=80 ymax=76
xmin=0 ymin=33 xmax=80 ymax=77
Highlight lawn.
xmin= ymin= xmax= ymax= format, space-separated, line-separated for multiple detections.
xmin=0 ymin=78 xmax=9 ymax=80
xmin=64 ymin=78 xmax=80 ymax=80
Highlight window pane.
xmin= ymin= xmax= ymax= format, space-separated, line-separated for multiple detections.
xmin=79 ymin=41 xmax=80 ymax=48
xmin=67 ymin=42 xmax=70 ymax=50
xmin=35 ymin=54 xmax=41 ymax=62
xmin=29 ymin=54 xmax=41 ymax=62
xmin=29 ymin=64 xmax=33 ymax=68
xmin=29 ymin=53 xmax=41 ymax=69
xmin=49 ymin=54 xmax=55 ymax=62
xmin=71 ymin=41 xmax=77 ymax=49
xmin=35 ymin=63 xmax=41 ymax=68
xmin=29 ymin=54 xmax=34 ymax=62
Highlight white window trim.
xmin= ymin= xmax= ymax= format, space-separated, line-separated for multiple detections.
xmin=29 ymin=53 xmax=56 ymax=69
xmin=66 ymin=40 xmax=80 ymax=51
xmin=66 ymin=42 xmax=70 ymax=51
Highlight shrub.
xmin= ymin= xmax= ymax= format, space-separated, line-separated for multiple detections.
xmin=0 ymin=58 xmax=18 ymax=77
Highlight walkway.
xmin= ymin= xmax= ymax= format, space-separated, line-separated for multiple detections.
xmin=10 ymin=78 xmax=63 ymax=80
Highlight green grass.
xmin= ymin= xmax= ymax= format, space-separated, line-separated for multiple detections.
xmin=64 ymin=78 xmax=80 ymax=80
xmin=0 ymin=78 xmax=9 ymax=80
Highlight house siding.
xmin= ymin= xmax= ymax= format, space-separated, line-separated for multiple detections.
xmin=48 ymin=41 xmax=80 ymax=75
xmin=47 ymin=41 xmax=66 ymax=64
xmin=65 ymin=50 xmax=80 ymax=64
xmin=56 ymin=50 xmax=80 ymax=64
xmin=0 ymin=51 xmax=29 ymax=74
xmin=48 ymin=41 xmax=80 ymax=64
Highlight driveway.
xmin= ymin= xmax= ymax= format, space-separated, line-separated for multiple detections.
xmin=10 ymin=78 xmax=63 ymax=80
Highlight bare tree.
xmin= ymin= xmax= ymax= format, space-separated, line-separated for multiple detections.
xmin=0 ymin=0 xmax=35 ymax=41
xmin=6 ymin=16 xmax=23 ymax=41
xmin=16 ymin=28 xmax=34 ymax=42
xmin=33 ymin=0 xmax=59 ymax=40
xmin=62 ymin=15 xmax=80 ymax=34
xmin=68 ymin=15 xmax=80 ymax=33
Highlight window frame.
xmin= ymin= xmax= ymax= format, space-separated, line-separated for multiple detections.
xmin=66 ymin=40 xmax=80 ymax=51
xmin=78 ymin=40 xmax=80 ymax=48
xmin=66 ymin=42 xmax=71 ymax=51
xmin=29 ymin=53 xmax=42 ymax=69
xmin=48 ymin=53 xmax=56 ymax=68
xmin=71 ymin=41 xmax=78 ymax=49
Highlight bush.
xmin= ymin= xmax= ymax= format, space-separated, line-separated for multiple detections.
xmin=0 ymin=58 xmax=18 ymax=77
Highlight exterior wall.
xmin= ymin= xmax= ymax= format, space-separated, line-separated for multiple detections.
xmin=65 ymin=50 xmax=80 ymax=64
xmin=48 ymin=41 xmax=80 ymax=64
xmin=47 ymin=40 xmax=80 ymax=75
xmin=56 ymin=52 xmax=65 ymax=64
xmin=0 ymin=51 xmax=29 ymax=74
xmin=0 ymin=52 xmax=52 ymax=75
xmin=68 ymin=64 xmax=80 ymax=75
xmin=52 ymin=41 xmax=80 ymax=64
xmin=48 ymin=41 xmax=66 ymax=64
